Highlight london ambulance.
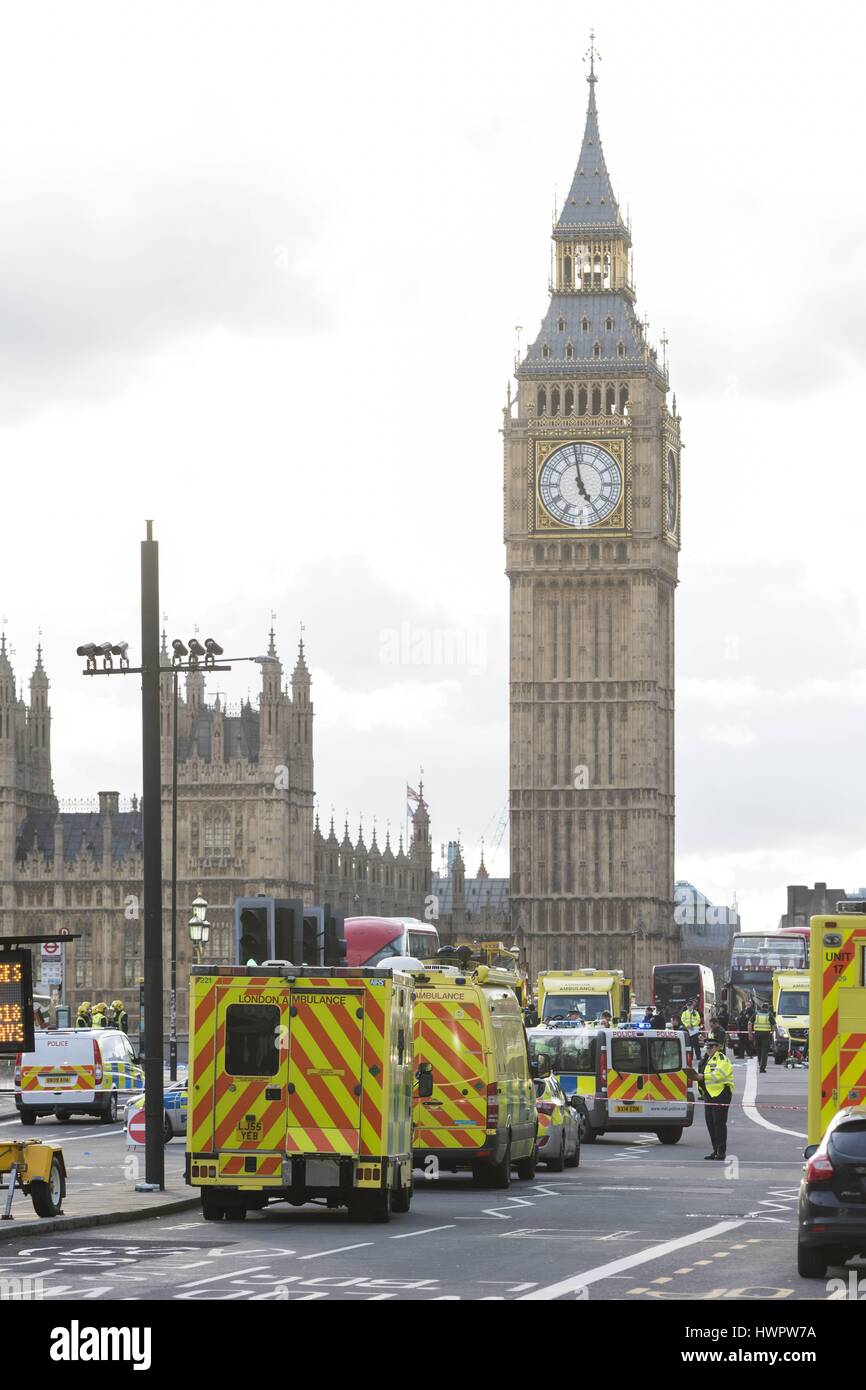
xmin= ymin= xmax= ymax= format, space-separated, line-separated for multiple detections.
xmin=186 ymin=964 xmax=414 ymax=1222
xmin=411 ymin=962 xmax=539 ymax=1186
xmin=808 ymin=906 xmax=866 ymax=1144
xmin=15 ymin=1028 xmax=143 ymax=1124
xmin=537 ymin=969 xmax=632 ymax=1025
xmin=772 ymin=967 xmax=809 ymax=1064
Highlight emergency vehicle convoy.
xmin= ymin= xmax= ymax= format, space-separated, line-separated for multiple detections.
xmin=186 ymin=964 xmax=415 ymax=1222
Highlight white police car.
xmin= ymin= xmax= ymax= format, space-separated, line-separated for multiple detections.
xmin=124 ymin=1080 xmax=187 ymax=1144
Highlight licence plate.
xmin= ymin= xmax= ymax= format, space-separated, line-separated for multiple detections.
xmin=613 ymin=1103 xmax=643 ymax=1114
xmin=40 ymin=1073 xmax=74 ymax=1086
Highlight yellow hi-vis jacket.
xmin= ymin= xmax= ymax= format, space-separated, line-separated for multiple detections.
xmin=753 ymin=1009 xmax=773 ymax=1033
xmin=681 ymin=1009 xmax=701 ymax=1030
xmin=703 ymin=1051 xmax=734 ymax=1098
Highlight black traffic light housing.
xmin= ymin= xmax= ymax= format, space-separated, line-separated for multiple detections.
xmin=235 ymin=898 xmax=274 ymax=965
xmin=323 ymin=904 xmax=347 ymax=967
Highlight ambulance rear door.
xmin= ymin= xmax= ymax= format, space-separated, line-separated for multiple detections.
xmin=286 ymin=984 xmax=366 ymax=1156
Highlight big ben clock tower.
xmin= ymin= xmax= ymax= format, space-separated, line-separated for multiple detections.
xmin=505 ymin=42 xmax=681 ymax=991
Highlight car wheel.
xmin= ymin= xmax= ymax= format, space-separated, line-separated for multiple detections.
xmin=20 ymin=1111 xmax=37 ymax=1126
xmin=546 ymin=1132 xmax=566 ymax=1172
xmin=163 ymin=1115 xmax=173 ymax=1145
xmin=797 ymin=1242 xmax=831 ymax=1279
xmin=581 ymin=1123 xmax=597 ymax=1143
xmin=566 ymin=1132 xmax=581 ymax=1168
xmin=657 ymin=1127 xmax=683 ymax=1145
xmin=488 ymin=1136 xmax=512 ymax=1190
xmin=99 ymin=1092 xmax=118 ymax=1124
xmin=31 ymin=1156 xmax=65 ymax=1218
xmin=515 ymin=1143 xmax=537 ymax=1181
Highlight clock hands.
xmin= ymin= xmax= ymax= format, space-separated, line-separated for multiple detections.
xmin=572 ymin=451 xmax=592 ymax=504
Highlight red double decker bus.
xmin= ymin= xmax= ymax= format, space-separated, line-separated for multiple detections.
xmin=343 ymin=917 xmax=439 ymax=968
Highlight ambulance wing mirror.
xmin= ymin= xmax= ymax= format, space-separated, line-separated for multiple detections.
xmin=525 ymin=1007 xmax=539 ymax=1027
xmin=416 ymin=1062 xmax=434 ymax=1098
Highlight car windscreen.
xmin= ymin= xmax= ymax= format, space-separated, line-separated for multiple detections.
xmin=542 ymin=992 xmax=608 ymax=1022
xmin=529 ymin=1032 xmax=596 ymax=1074
xmin=829 ymin=1120 xmax=866 ymax=1161
xmin=777 ymin=990 xmax=809 ymax=1015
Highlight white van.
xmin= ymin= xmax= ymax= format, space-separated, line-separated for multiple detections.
xmin=15 ymin=1029 xmax=143 ymax=1124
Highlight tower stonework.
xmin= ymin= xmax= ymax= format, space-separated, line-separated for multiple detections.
xmin=505 ymin=57 xmax=681 ymax=993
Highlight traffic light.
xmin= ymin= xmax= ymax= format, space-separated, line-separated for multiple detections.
xmin=235 ymin=898 xmax=274 ymax=965
xmin=274 ymin=899 xmax=304 ymax=964
xmin=323 ymin=905 xmax=347 ymax=967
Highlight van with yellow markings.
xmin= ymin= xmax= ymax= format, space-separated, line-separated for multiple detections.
xmin=808 ymin=907 xmax=866 ymax=1144
xmin=537 ymin=969 xmax=632 ymax=1025
xmin=530 ymin=1025 xmax=694 ymax=1145
xmin=15 ymin=1029 xmax=142 ymax=1125
xmin=411 ymin=964 xmax=539 ymax=1187
xmin=186 ymin=964 xmax=414 ymax=1223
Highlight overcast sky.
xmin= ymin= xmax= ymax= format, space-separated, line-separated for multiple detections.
xmin=2 ymin=0 xmax=865 ymax=930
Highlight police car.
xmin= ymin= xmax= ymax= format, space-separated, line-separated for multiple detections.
xmin=15 ymin=1029 xmax=143 ymax=1124
xmin=124 ymin=1080 xmax=188 ymax=1144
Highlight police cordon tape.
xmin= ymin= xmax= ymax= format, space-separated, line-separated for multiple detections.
xmin=579 ymin=1093 xmax=808 ymax=1110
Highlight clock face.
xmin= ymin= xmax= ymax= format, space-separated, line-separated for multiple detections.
xmin=539 ymin=442 xmax=622 ymax=529
xmin=666 ymin=448 xmax=677 ymax=533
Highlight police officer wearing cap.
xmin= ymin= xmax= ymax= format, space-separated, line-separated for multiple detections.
xmin=688 ymin=1037 xmax=734 ymax=1160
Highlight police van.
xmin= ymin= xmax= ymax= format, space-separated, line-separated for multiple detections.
xmin=528 ymin=1025 xmax=694 ymax=1145
xmin=15 ymin=1029 xmax=143 ymax=1124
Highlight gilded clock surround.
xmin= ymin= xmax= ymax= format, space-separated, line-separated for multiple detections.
xmin=531 ymin=430 xmax=631 ymax=535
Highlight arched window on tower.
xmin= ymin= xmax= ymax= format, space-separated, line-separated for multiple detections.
xmin=558 ymin=316 xmax=565 ymax=332
xmin=593 ymin=253 xmax=602 ymax=288
xmin=542 ymin=344 xmax=550 ymax=360
xmin=534 ymin=544 xmax=544 ymax=563
xmin=581 ymin=315 xmax=589 ymax=333
xmin=593 ymin=342 xmax=601 ymax=359
xmin=617 ymin=341 xmax=625 ymax=358
xmin=537 ymin=386 xmax=547 ymax=416
xmin=603 ymin=253 xmax=611 ymax=288
xmin=550 ymin=386 xmax=560 ymax=416
xmin=606 ymin=384 xmax=616 ymax=414
xmin=619 ymin=385 xmax=629 ymax=413
xmin=564 ymin=385 xmax=574 ymax=415
xmin=591 ymin=385 xmax=602 ymax=414
xmin=582 ymin=254 xmax=592 ymax=289
xmin=565 ymin=342 xmax=574 ymax=361
xmin=605 ymin=315 xmax=613 ymax=332
xmin=563 ymin=255 xmax=572 ymax=288
xmin=578 ymin=385 xmax=588 ymax=414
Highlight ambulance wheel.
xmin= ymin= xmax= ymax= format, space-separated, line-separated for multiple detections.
xmin=31 ymin=1157 xmax=65 ymax=1218
xmin=20 ymin=1111 xmax=37 ymax=1126
xmin=516 ymin=1144 xmax=538 ymax=1180
xmin=350 ymin=1189 xmax=392 ymax=1223
xmin=55 ymin=1110 xmax=70 ymax=1123
xmin=581 ymin=1125 xmax=597 ymax=1143
xmin=392 ymin=1176 xmax=412 ymax=1214
xmin=774 ymin=1051 xmax=784 ymax=1065
xmin=99 ymin=1092 xmax=118 ymax=1124
xmin=201 ymin=1192 xmax=226 ymax=1222
xmin=797 ymin=1241 xmax=831 ymax=1279
xmin=657 ymin=1127 xmax=683 ymax=1145
xmin=488 ymin=1137 xmax=512 ymax=1190
xmin=224 ymin=1204 xmax=248 ymax=1222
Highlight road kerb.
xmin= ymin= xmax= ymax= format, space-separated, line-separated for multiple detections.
xmin=0 ymin=1193 xmax=199 ymax=1242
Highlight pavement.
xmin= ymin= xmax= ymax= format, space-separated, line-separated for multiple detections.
xmin=3 ymin=1056 xmax=857 ymax=1302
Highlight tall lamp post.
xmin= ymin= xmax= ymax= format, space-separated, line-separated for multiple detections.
xmin=166 ymin=644 xmax=279 ymax=1079
xmin=189 ymin=894 xmax=211 ymax=965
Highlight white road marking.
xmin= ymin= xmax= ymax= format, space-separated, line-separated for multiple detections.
xmin=517 ymin=1219 xmax=746 ymax=1300
xmin=297 ymin=1242 xmax=374 ymax=1261
xmin=389 ymin=1224 xmax=456 ymax=1239
xmin=741 ymin=1059 xmax=807 ymax=1138
xmin=178 ymin=1264 xmax=271 ymax=1288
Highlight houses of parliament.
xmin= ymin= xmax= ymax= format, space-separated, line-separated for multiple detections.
xmin=0 ymin=630 xmax=505 ymax=1027
xmin=1 ymin=48 xmax=682 ymax=1013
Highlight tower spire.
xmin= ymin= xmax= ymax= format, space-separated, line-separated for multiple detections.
xmin=585 ymin=27 xmax=600 ymax=87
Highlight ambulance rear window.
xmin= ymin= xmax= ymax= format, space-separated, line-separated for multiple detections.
xmin=225 ymin=1004 xmax=280 ymax=1076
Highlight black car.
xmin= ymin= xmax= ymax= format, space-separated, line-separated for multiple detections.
xmin=797 ymin=1106 xmax=866 ymax=1278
